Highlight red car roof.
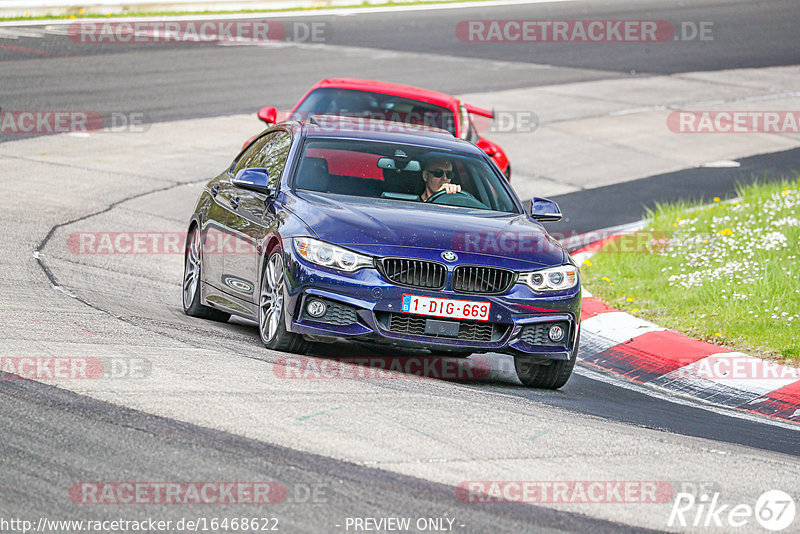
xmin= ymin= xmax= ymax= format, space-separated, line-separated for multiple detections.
xmin=309 ymin=78 xmax=460 ymax=111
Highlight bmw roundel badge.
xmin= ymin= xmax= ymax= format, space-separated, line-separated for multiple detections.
xmin=441 ymin=251 xmax=458 ymax=262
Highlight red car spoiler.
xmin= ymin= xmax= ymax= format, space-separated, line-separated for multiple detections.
xmin=463 ymin=103 xmax=494 ymax=118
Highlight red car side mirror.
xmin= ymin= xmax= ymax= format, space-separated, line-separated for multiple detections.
xmin=476 ymin=138 xmax=497 ymax=156
xmin=257 ymin=106 xmax=278 ymax=124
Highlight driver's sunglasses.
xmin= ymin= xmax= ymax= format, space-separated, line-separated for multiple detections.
xmin=427 ymin=169 xmax=454 ymax=180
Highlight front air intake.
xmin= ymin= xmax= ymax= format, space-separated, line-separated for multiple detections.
xmin=378 ymin=258 xmax=446 ymax=290
xmin=452 ymin=266 xmax=516 ymax=294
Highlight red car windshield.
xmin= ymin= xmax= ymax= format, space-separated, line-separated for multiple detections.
xmin=292 ymin=88 xmax=457 ymax=135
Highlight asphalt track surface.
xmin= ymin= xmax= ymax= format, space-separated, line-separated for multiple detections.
xmin=1 ymin=0 xmax=800 ymax=127
xmin=2 ymin=377 xmax=656 ymax=534
xmin=2 ymin=0 xmax=800 ymax=532
xmin=550 ymin=147 xmax=800 ymax=235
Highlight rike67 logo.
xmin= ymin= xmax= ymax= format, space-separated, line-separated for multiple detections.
xmin=669 ymin=490 xmax=796 ymax=531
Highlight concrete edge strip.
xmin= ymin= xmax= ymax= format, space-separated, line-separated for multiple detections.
xmin=570 ymin=233 xmax=800 ymax=426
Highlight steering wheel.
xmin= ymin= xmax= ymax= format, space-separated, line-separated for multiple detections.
xmin=425 ymin=189 xmax=479 ymax=204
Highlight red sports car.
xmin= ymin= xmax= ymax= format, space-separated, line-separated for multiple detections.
xmin=254 ymin=78 xmax=511 ymax=180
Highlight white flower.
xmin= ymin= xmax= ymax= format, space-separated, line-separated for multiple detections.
xmin=659 ymin=187 xmax=797 ymax=291
xmin=773 ymin=216 xmax=800 ymax=227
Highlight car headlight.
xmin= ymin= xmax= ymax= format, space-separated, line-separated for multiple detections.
xmin=521 ymin=265 xmax=578 ymax=291
xmin=293 ymin=237 xmax=373 ymax=272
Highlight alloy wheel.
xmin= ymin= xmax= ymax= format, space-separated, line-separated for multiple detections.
xmin=260 ymin=253 xmax=285 ymax=342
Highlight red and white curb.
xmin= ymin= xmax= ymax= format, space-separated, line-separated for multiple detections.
xmin=571 ymin=231 xmax=800 ymax=425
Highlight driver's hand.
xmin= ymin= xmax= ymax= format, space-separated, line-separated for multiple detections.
xmin=439 ymin=183 xmax=461 ymax=194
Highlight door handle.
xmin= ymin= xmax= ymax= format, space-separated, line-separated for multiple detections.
xmin=230 ymin=197 xmax=240 ymax=210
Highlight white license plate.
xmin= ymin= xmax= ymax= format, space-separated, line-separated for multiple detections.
xmin=401 ymin=294 xmax=491 ymax=321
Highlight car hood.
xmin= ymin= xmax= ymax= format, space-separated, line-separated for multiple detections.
xmin=289 ymin=192 xmax=566 ymax=268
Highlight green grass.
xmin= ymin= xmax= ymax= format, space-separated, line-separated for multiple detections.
xmin=0 ymin=0 xmax=489 ymax=21
xmin=581 ymin=177 xmax=800 ymax=363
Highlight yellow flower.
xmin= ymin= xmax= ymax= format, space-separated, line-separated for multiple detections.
xmin=583 ymin=259 xmax=593 ymax=267
xmin=79 ymin=7 xmax=84 ymax=13
xmin=70 ymin=14 xmax=76 ymax=19
xmin=626 ymin=297 xmax=634 ymax=302
xmin=602 ymin=276 xmax=610 ymax=282
xmin=609 ymin=282 xmax=614 ymax=286
xmin=715 ymin=332 xmax=723 ymax=337
xmin=713 ymin=197 xmax=720 ymax=202
xmin=631 ymin=308 xmax=639 ymax=313
xmin=677 ymin=218 xmax=682 ymax=222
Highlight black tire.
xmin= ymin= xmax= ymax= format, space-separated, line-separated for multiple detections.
xmin=258 ymin=248 xmax=311 ymax=353
xmin=514 ymin=333 xmax=579 ymax=389
xmin=183 ymin=225 xmax=231 ymax=322
xmin=514 ymin=355 xmax=575 ymax=389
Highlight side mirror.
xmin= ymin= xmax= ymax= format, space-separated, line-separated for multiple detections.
xmin=257 ymin=106 xmax=278 ymax=125
xmin=476 ymin=138 xmax=497 ymax=156
xmin=530 ymin=197 xmax=562 ymax=222
xmin=233 ymin=168 xmax=272 ymax=195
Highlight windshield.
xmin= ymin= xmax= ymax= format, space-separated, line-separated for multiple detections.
xmin=292 ymin=88 xmax=457 ymax=135
xmin=293 ymin=138 xmax=519 ymax=214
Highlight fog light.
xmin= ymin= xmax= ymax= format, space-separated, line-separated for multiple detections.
xmin=306 ymin=299 xmax=327 ymax=318
xmin=548 ymin=324 xmax=565 ymax=342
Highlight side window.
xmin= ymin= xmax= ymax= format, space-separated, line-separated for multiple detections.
xmin=231 ymin=131 xmax=292 ymax=189
xmin=232 ymin=133 xmax=274 ymax=176
xmin=258 ymin=131 xmax=292 ymax=188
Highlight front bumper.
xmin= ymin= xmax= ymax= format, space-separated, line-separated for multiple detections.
xmin=281 ymin=248 xmax=581 ymax=359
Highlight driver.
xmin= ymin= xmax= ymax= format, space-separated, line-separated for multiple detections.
xmin=420 ymin=154 xmax=461 ymax=201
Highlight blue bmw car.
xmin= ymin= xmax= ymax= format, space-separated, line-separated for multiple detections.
xmin=183 ymin=116 xmax=581 ymax=388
